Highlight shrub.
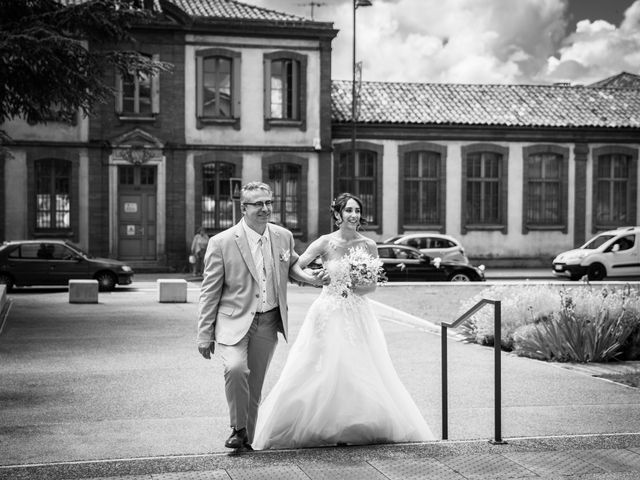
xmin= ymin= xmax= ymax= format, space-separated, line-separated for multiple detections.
xmin=456 ymin=284 xmax=560 ymax=350
xmin=457 ymin=284 xmax=640 ymax=363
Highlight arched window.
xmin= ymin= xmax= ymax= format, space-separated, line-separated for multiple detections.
xmin=268 ymin=163 xmax=302 ymax=231
xmin=461 ymin=144 xmax=508 ymax=233
xmin=202 ymin=162 xmax=235 ymax=231
xmin=592 ymin=146 xmax=639 ymax=233
xmin=399 ymin=143 xmax=446 ymax=230
xmin=522 ymin=145 xmax=569 ymax=233
xmin=35 ymin=159 xmax=71 ymax=230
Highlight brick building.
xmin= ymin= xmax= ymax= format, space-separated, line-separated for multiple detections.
xmin=1 ymin=0 xmax=639 ymax=270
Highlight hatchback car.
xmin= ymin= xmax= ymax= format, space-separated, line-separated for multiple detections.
xmin=382 ymin=233 xmax=469 ymax=264
xmin=377 ymin=244 xmax=485 ymax=282
xmin=552 ymin=226 xmax=640 ymax=281
xmin=0 ymin=240 xmax=134 ymax=291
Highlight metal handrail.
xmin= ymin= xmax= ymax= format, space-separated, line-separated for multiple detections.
xmin=441 ymin=298 xmax=505 ymax=444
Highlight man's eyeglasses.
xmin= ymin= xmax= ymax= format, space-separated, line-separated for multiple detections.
xmin=242 ymin=200 xmax=273 ymax=208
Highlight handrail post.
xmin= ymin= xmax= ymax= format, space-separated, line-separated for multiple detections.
xmin=491 ymin=300 xmax=506 ymax=444
xmin=441 ymin=324 xmax=448 ymax=440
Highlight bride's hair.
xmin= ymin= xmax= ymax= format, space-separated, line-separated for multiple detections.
xmin=330 ymin=193 xmax=368 ymax=228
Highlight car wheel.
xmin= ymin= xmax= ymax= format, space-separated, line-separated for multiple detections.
xmin=449 ymin=273 xmax=471 ymax=282
xmin=0 ymin=273 xmax=14 ymax=292
xmin=95 ymin=272 xmax=117 ymax=291
xmin=587 ymin=263 xmax=606 ymax=281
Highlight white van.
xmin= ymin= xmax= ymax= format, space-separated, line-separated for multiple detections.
xmin=552 ymin=226 xmax=640 ymax=281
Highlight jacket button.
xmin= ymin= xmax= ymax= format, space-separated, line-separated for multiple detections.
xmin=255 ymin=294 xmax=259 ymax=298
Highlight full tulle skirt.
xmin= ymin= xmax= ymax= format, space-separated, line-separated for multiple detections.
xmin=252 ymin=289 xmax=434 ymax=450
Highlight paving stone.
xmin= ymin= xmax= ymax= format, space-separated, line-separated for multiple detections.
xmin=369 ymin=457 xmax=465 ymax=479
xmin=298 ymin=460 xmax=388 ymax=480
xmin=440 ymin=453 xmax=537 ymax=478
xmin=505 ymin=451 xmax=606 ymax=476
xmin=572 ymin=448 xmax=640 ymax=473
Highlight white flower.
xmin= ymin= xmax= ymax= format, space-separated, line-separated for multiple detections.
xmin=279 ymin=249 xmax=290 ymax=262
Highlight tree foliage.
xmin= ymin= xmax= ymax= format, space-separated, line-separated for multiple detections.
xmin=0 ymin=0 xmax=173 ymax=126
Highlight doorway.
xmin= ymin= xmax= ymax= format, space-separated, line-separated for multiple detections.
xmin=118 ymin=165 xmax=157 ymax=260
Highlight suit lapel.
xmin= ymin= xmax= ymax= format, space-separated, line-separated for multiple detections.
xmin=234 ymin=223 xmax=260 ymax=284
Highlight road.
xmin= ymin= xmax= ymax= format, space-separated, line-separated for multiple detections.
xmin=2 ymin=275 xmax=640 ymax=467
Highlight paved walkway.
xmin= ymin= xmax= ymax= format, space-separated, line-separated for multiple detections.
xmin=1 ymin=276 xmax=640 ymax=479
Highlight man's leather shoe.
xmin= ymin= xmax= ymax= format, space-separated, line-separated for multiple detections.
xmin=225 ymin=427 xmax=248 ymax=449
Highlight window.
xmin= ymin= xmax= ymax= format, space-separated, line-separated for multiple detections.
xmin=263 ymin=51 xmax=307 ymax=130
xmin=593 ymin=150 xmax=636 ymax=229
xmin=116 ymin=53 xmax=160 ymax=118
xmin=269 ymin=163 xmax=301 ymax=231
xmin=399 ymin=144 xmax=446 ymax=230
xmin=35 ymin=159 xmax=71 ymax=230
xmin=196 ymin=48 xmax=241 ymax=129
xmin=522 ymin=146 xmax=568 ymax=233
xmin=336 ymin=148 xmax=380 ymax=226
xmin=202 ymin=162 xmax=235 ymax=232
xmin=461 ymin=144 xmax=508 ymax=233
xmin=119 ymin=165 xmax=156 ymax=186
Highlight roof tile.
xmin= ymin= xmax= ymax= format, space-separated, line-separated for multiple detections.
xmin=332 ymin=80 xmax=640 ymax=128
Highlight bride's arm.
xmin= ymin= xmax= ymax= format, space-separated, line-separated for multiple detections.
xmin=289 ymin=236 xmax=327 ymax=286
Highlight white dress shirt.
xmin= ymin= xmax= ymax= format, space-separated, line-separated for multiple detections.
xmin=242 ymin=219 xmax=278 ymax=313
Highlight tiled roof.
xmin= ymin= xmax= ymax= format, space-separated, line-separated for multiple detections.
xmin=58 ymin=0 xmax=309 ymax=22
xmin=331 ymin=80 xmax=640 ymax=128
xmin=589 ymin=72 xmax=640 ymax=89
xmin=168 ymin=0 xmax=308 ymax=22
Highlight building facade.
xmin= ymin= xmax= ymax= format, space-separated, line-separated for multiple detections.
xmin=1 ymin=1 xmax=639 ymax=270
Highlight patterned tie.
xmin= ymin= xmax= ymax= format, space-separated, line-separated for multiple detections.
xmin=259 ymin=236 xmax=275 ymax=305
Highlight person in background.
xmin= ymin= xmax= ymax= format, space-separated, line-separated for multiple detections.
xmin=190 ymin=226 xmax=209 ymax=276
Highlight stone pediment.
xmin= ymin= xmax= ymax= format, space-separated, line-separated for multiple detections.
xmin=110 ymin=129 xmax=164 ymax=165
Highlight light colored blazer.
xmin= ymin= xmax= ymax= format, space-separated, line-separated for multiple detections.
xmin=196 ymin=221 xmax=299 ymax=347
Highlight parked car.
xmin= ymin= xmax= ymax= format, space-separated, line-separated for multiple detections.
xmin=0 ymin=239 xmax=134 ymax=291
xmin=376 ymin=244 xmax=485 ymax=282
xmin=552 ymin=226 xmax=640 ymax=281
xmin=382 ymin=233 xmax=469 ymax=264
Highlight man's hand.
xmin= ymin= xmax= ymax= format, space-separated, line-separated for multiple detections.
xmin=312 ymin=268 xmax=331 ymax=287
xmin=198 ymin=343 xmax=215 ymax=359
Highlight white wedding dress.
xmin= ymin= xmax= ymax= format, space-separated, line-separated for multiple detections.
xmin=252 ymin=256 xmax=434 ymax=450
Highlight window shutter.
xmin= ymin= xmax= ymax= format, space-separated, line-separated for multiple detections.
xmin=196 ymin=55 xmax=203 ymax=118
xmin=233 ymin=55 xmax=241 ymax=118
xmin=263 ymin=58 xmax=271 ymax=124
xmin=115 ymin=71 xmax=123 ymax=114
xmin=151 ymin=53 xmax=160 ymax=114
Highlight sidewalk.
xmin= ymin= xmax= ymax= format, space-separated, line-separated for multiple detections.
xmin=1 ymin=278 xmax=640 ymax=479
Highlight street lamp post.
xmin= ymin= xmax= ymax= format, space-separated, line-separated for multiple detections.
xmin=351 ymin=0 xmax=372 ymax=165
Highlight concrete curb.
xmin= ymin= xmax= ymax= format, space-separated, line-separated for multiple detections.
xmin=2 ymin=433 xmax=640 ymax=480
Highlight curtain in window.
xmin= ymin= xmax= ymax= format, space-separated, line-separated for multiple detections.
xmin=203 ymin=56 xmax=232 ymax=117
xmin=403 ymin=151 xmax=440 ymax=225
xmin=337 ymin=151 xmax=377 ymax=224
xmin=35 ymin=159 xmax=71 ymax=229
xmin=270 ymin=59 xmax=299 ymax=119
xmin=465 ymin=152 xmax=501 ymax=224
xmin=596 ymin=154 xmax=629 ymax=224
xmin=526 ymin=153 xmax=561 ymax=224
xmin=269 ymin=163 xmax=301 ymax=230
xmin=202 ymin=162 xmax=235 ymax=231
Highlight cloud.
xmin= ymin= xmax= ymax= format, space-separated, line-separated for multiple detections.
xmin=544 ymin=0 xmax=640 ymax=84
xmin=250 ymin=0 xmax=640 ymax=85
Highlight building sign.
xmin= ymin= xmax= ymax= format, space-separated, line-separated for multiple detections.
xmin=124 ymin=202 xmax=138 ymax=213
xmin=127 ymin=225 xmax=136 ymax=235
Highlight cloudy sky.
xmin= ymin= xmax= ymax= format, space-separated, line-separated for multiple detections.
xmin=250 ymin=0 xmax=640 ymax=85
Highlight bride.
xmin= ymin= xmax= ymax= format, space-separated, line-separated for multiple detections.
xmin=252 ymin=193 xmax=434 ymax=449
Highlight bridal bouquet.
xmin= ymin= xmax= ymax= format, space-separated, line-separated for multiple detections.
xmin=332 ymin=246 xmax=387 ymax=298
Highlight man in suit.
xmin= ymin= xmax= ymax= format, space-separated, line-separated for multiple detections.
xmin=197 ymin=181 xmax=323 ymax=451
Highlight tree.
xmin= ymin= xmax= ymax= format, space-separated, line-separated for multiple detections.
xmin=0 ymin=0 xmax=173 ymax=131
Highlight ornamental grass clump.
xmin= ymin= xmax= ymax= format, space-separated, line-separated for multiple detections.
xmin=456 ymin=284 xmax=559 ymax=350
xmin=513 ymin=286 xmax=640 ymax=362
xmin=457 ymin=284 xmax=640 ymax=363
